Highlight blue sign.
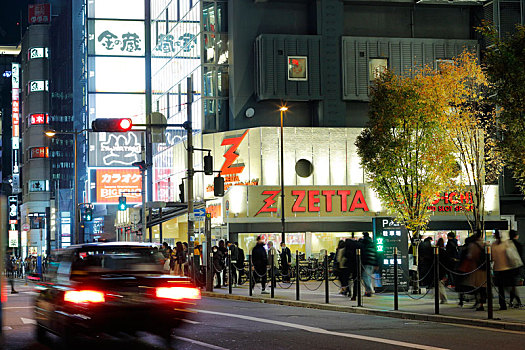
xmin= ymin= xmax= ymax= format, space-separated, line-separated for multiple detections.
xmin=194 ymin=208 xmax=206 ymax=217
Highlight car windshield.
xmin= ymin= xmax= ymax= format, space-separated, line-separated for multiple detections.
xmin=71 ymin=246 xmax=165 ymax=274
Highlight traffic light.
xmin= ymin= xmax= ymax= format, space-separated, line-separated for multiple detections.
xmin=214 ymin=176 xmax=224 ymax=197
xmin=204 ymin=154 xmax=213 ymax=175
xmin=92 ymin=118 xmax=133 ymax=132
xmin=85 ymin=206 xmax=93 ymax=221
xmin=118 ymin=196 xmax=127 ymax=211
xmin=179 ymin=181 xmax=185 ymax=202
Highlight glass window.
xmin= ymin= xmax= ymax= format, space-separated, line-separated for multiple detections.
xmin=203 ymin=99 xmax=216 ymax=129
xmin=89 ymin=93 xmax=146 ymax=125
xmin=203 ymin=67 xmax=215 ymax=97
xmin=203 ymin=2 xmax=215 ymax=32
xmin=204 ymin=34 xmax=215 ymax=64
xmin=217 ymin=2 xmax=228 ymax=33
xmin=217 ymin=34 xmax=228 ymax=64
xmin=88 ymin=0 xmax=145 ymax=20
xmin=217 ymin=67 xmax=228 ymax=97
xmin=29 ymin=215 xmax=45 ymax=229
xmin=369 ymin=58 xmax=388 ymax=81
xmin=89 ymin=57 xmax=145 ymax=93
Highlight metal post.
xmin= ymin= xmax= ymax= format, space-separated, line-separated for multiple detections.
xmin=280 ymin=109 xmax=285 ymax=244
xmin=325 ymin=250 xmax=329 ymax=304
xmin=249 ymin=254 xmax=253 ymax=296
xmin=434 ymin=246 xmax=439 ymax=315
xmin=208 ymin=252 xmax=214 ymax=292
xmin=357 ymin=249 xmax=362 ymax=307
xmin=394 ymin=247 xmax=399 ymax=311
xmin=73 ymin=131 xmax=79 ymax=244
xmin=186 ymin=76 xmax=195 ymax=257
xmin=159 ymin=208 xmax=163 ymax=243
xmin=486 ymin=246 xmax=493 ymax=319
xmin=148 ymin=208 xmax=153 ymax=243
xmin=140 ymin=167 xmax=146 ymax=243
xmin=270 ymin=250 xmax=275 ymax=298
xmin=296 ymin=250 xmax=300 ymax=301
xmin=228 ymin=250 xmax=232 ymax=295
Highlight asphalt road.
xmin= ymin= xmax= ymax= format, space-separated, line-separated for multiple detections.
xmin=2 ymin=284 xmax=525 ymax=350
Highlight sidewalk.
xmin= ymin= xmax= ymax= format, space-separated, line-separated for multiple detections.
xmin=203 ymin=280 xmax=525 ymax=331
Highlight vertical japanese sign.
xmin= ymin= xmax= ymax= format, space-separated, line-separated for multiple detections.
xmin=8 ymin=196 xmax=18 ymax=248
xmin=12 ymin=63 xmax=20 ymax=193
xmin=28 ymin=3 xmax=51 ymax=24
xmin=372 ymin=217 xmax=409 ymax=291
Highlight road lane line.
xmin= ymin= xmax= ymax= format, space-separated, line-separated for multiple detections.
xmin=174 ymin=336 xmax=229 ymax=349
xmin=191 ymin=309 xmax=449 ymax=350
xmin=442 ymin=322 xmax=525 ymax=335
xmin=4 ymin=306 xmax=33 ymax=309
xmin=20 ymin=318 xmax=36 ymax=325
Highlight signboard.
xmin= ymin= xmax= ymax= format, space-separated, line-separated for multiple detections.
xmin=373 ymin=217 xmax=409 ymax=291
xmin=30 ymin=113 xmax=49 ymax=125
xmin=28 ymin=47 xmax=49 ymax=60
xmin=28 ymin=3 xmax=51 ymax=24
xmin=88 ymin=132 xmax=142 ymax=167
xmin=29 ymin=80 xmax=49 ymax=92
xmin=12 ymin=63 xmax=20 ymax=193
xmin=9 ymin=231 xmax=19 ymax=247
xmin=30 ymin=147 xmax=49 ymax=159
xmin=288 ymin=56 xmax=308 ymax=81
xmin=94 ymin=168 xmax=142 ymax=204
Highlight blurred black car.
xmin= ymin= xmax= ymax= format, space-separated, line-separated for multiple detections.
xmin=34 ymin=242 xmax=200 ymax=348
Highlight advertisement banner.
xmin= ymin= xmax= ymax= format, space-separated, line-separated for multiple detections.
xmin=95 ymin=168 xmax=142 ymax=204
xmin=28 ymin=3 xmax=51 ymax=24
xmin=88 ymin=132 xmax=142 ymax=167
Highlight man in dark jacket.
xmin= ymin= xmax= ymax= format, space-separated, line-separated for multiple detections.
xmin=227 ymin=241 xmax=239 ymax=287
xmin=359 ymin=232 xmax=378 ymax=297
xmin=344 ymin=238 xmax=362 ymax=300
xmin=445 ymin=232 xmax=460 ymax=285
xmin=251 ymin=236 xmax=269 ymax=294
xmin=235 ymin=242 xmax=245 ymax=285
xmin=280 ymin=242 xmax=292 ymax=282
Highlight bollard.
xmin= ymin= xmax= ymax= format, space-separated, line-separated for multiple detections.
xmin=209 ymin=252 xmax=214 ymax=292
xmin=325 ymin=250 xmax=329 ymax=304
xmin=486 ymin=246 xmax=493 ymax=320
xmin=228 ymin=250 xmax=232 ymax=295
xmin=270 ymin=250 xmax=275 ymax=298
xmin=393 ymin=247 xmax=399 ymax=311
xmin=248 ymin=254 xmax=253 ymax=297
xmin=357 ymin=249 xmax=362 ymax=307
xmin=296 ymin=250 xmax=300 ymax=301
xmin=434 ymin=246 xmax=439 ymax=315
xmin=190 ymin=253 xmax=195 ymax=285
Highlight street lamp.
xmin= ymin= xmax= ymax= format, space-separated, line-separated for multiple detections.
xmin=45 ymin=128 xmax=88 ymax=245
xmin=279 ymin=105 xmax=288 ymax=244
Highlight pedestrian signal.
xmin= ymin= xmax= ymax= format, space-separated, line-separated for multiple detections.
xmin=118 ymin=196 xmax=127 ymax=211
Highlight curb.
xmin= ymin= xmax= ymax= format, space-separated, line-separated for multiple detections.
xmin=201 ymin=291 xmax=525 ymax=332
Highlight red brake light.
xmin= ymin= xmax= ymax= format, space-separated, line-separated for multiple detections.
xmin=156 ymin=287 xmax=201 ymax=300
xmin=64 ymin=290 xmax=105 ymax=303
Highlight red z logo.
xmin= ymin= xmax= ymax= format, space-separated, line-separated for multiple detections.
xmin=220 ymin=130 xmax=249 ymax=175
xmin=255 ymin=190 xmax=280 ymax=216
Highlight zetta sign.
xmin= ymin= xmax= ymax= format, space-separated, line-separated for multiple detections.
xmin=95 ymin=169 xmax=142 ymax=204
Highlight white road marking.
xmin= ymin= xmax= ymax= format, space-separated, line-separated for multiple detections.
xmin=4 ymin=306 xmax=33 ymax=310
xmin=174 ymin=336 xmax=229 ymax=350
xmin=442 ymin=322 xmax=525 ymax=335
xmin=192 ymin=309 xmax=449 ymax=350
xmin=2 ymin=326 xmax=13 ymax=330
xmin=181 ymin=318 xmax=200 ymax=325
xmin=20 ymin=318 xmax=36 ymax=325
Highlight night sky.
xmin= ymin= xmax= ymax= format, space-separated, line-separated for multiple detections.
xmin=0 ymin=0 xmax=33 ymax=46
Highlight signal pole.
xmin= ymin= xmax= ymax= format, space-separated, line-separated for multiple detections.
xmin=186 ymin=76 xmax=195 ymax=254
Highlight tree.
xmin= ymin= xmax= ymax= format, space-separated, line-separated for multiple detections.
xmin=430 ymin=51 xmax=503 ymax=232
xmin=481 ymin=25 xmax=525 ymax=194
xmin=356 ymin=70 xmax=458 ymax=239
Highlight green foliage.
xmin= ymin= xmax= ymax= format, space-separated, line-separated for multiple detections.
xmin=481 ymin=24 xmax=525 ymax=194
xmin=356 ymin=71 xmax=457 ymax=237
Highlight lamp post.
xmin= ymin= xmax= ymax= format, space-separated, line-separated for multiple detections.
xmin=45 ymin=129 xmax=88 ymax=245
xmin=279 ymin=106 xmax=288 ymax=244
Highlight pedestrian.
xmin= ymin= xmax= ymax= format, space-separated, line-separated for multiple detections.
xmin=436 ymin=238 xmax=448 ymax=304
xmin=459 ymin=230 xmax=486 ymax=311
xmin=280 ymin=242 xmax=292 ymax=283
xmin=344 ymin=237 xmax=361 ymax=301
xmin=445 ymin=232 xmax=460 ymax=287
xmin=212 ymin=246 xmax=225 ymax=288
xmin=218 ymin=240 xmax=228 ymax=285
xmin=418 ymin=237 xmax=434 ymax=288
xmin=235 ymin=242 xmax=245 ymax=285
xmin=251 ymin=235 xmax=269 ymax=294
xmin=227 ymin=241 xmax=239 ymax=287
xmin=173 ymin=241 xmax=186 ymax=276
xmin=335 ymin=240 xmax=349 ymax=295
xmin=491 ymin=230 xmax=523 ymax=310
xmin=5 ymin=255 xmax=18 ymax=294
xmin=267 ymin=241 xmax=279 ymax=287
xmin=509 ymin=230 xmax=523 ymax=308
xmin=182 ymin=242 xmax=190 ymax=276
xmin=359 ymin=232 xmax=378 ymax=297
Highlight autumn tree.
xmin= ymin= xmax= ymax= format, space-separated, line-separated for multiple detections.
xmin=481 ymin=25 xmax=525 ymax=194
xmin=430 ymin=51 xmax=503 ymax=232
xmin=356 ymin=70 xmax=458 ymax=239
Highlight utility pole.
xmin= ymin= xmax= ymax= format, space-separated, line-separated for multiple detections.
xmin=186 ymin=76 xmax=194 ymax=253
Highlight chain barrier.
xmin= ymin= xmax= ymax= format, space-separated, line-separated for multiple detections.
xmin=399 ymin=285 xmax=432 ymax=300
xmin=277 ymin=280 xmax=295 ymax=289
xmin=438 ymin=261 xmax=487 ymax=276
xmin=301 ymin=280 xmax=325 ymax=292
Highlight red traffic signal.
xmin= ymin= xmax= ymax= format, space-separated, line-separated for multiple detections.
xmin=91 ymin=118 xmax=133 ymax=132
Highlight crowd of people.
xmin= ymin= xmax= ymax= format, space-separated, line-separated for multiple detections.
xmin=416 ymin=229 xmax=523 ymax=310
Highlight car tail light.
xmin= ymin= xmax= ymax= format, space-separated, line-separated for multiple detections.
xmin=64 ymin=290 xmax=105 ymax=304
xmin=155 ymin=287 xmax=201 ymax=300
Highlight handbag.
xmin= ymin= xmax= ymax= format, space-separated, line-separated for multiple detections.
xmin=505 ymin=240 xmax=524 ymax=269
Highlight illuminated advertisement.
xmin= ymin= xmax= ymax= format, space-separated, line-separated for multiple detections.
xmin=88 ymin=132 xmax=142 ymax=167
xmin=30 ymin=113 xmax=49 ymax=125
xmin=88 ymin=20 xmax=144 ymax=56
xmin=28 ymin=47 xmax=49 ymax=60
xmin=288 ymin=56 xmax=308 ymax=81
xmin=28 ymin=3 xmax=50 ymax=24
xmin=94 ymin=168 xmax=142 ymax=204
xmin=29 ymin=80 xmax=49 ymax=92
xmin=29 ymin=147 xmax=49 ymax=159
xmin=12 ymin=63 xmax=20 ymax=193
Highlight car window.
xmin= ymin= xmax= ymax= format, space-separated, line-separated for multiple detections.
xmin=70 ymin=247 xmax=164 ymax=276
